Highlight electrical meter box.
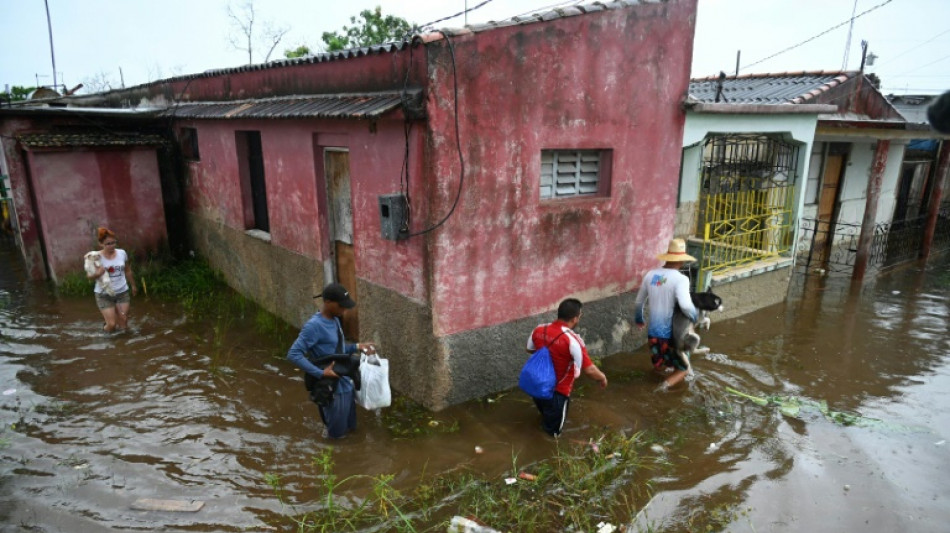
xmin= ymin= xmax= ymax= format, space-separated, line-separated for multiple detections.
xmin=379 ymin=194 xmax=409 ymax=241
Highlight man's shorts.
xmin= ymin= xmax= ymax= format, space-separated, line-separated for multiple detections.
xmin=533 ymin=392 xmax=570 ymax=437
xmin=649 ymin=336 xmax=688 ymax=371
xmin=95 ymin=289 xmax=131 ymax=309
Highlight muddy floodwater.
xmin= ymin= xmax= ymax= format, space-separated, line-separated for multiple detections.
xmin=1 ymin=238 xmax=949 ymax=532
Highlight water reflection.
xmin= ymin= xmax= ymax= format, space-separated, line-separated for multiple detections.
xmin=1 ymin=239 xmax=949 ymax=532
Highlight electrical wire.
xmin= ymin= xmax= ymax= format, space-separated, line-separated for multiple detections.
xmin=418 ymin=0 xmax=495 ymax=31
xmin=874 ymin=27 xmax=950 ymax=67
xmin=741 ymin=0 xmax=895 ymax=72
xmin=406 ymin=30 xmax=465 ymax=238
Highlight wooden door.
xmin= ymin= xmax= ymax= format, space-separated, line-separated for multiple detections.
xmin=812 ymin=153 xmax=845 ymax=266
xmin=324 ymin=150 xmax=359 ymax=340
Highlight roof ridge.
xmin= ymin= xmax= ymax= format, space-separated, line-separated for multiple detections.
xmin=690 ymin=70 xmax=858 ymax=83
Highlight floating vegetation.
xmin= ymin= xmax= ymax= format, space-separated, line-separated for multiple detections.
xmin=381 ymin=396 xmax=460 ymax=439
xmin=725 ymin=387 xmax=921 ymax=431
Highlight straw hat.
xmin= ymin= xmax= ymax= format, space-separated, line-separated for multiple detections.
xmin=656 ymin=238 xmax=696 ymax=263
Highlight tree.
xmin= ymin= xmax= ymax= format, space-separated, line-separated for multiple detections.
xmin=228 ymin=0 xmax=290 ymax=64
xmin=284 ymin=45 xmax=313 ymax=59
xmin=0 ymin=85 xmax=35 ymax=102
xmin=81 ymin=71 xmax=118 ymax=93
xmin=321 ymin=6 xmax=418 ymax=52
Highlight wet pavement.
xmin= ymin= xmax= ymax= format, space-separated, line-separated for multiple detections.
xmin=1 ymin=238 xmax=948 ymax=532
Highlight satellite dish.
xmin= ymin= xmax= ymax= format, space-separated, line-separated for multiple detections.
xmin=30 ymin=87 xmax=60 ymax=100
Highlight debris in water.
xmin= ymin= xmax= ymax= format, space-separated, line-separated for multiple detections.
xmin=504 ymin=477 xmax=517 ymax=485
xmin=596 ymin=522 xmax=617 ymax=533
xmin=131 ymin=499 xmax=204 ymax=512
xmin=649 ymin=444 xmax=665 ymax=454
xmin=474 ymin=446 xmax=484 ymax=454
xmin=448 ymin=516 xmax=503 ymax=533
xmin=518 ymin=471 xmax=537 ymax=481
xmin=935 ymin=440 xmax=945 ymax=446
xmin=2 ymin=389 xmax=15 ymax=395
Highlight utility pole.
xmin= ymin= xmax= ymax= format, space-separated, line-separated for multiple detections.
xmin=44 ymin=0 xmax=58 ymax=91
xmin=842 ymin=0 xmax=858 ymax=70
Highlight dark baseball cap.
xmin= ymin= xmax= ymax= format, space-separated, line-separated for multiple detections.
xmin=319 ymin=283 xmax=356 ymax=309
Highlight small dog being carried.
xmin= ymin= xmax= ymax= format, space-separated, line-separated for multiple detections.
xmin=84 ymin=251 xmax=115 ymax=296
xmin=671 ymin=290 xmax=723 ymax=378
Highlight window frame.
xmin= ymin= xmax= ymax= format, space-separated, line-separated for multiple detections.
xmin=179 ymin=127 xmax=200 ymax=162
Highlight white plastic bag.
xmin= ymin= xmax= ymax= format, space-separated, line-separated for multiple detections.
xmin=355 ymin=353 xmax=391 ymax=410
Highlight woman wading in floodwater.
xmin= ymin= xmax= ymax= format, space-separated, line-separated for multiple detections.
xmin=88 ymin=227 xmax=138 ymax=332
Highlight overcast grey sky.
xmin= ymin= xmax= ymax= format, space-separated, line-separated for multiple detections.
xmin=1 ymin=0 xmax=947 ymax=95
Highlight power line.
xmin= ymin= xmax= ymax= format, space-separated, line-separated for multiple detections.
xmin=742 ymin=0 xmax=895 ymax=72
xmin=891 ymin=52 xmax=950 ymax=77
xmin=875 ymin=27 xmax=950 ymax=66
xmin=419 ymin=0 xmax=495 ymax=30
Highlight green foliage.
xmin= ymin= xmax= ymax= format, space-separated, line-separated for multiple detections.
xmin=57 ymin=271 xmax=94 ymax=297
xmin=321 ymin=6 xmax=418 ymax=51
xmin=266 ymin=431 xmax=651 ymax=531
xmin=284 ymin=44 xmax=313 ymax=58
xmin=0 ymin=85 xmax=35 ymax=102
xmin=135 ymin=257 xmax=228 ymax=316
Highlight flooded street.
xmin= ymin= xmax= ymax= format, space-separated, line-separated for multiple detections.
xmin=1 ymin=238 xmax=949 ymax=532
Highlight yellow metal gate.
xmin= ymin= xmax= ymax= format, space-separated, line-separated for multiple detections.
xmin=696 ymin=134 xmax=799 ymax=288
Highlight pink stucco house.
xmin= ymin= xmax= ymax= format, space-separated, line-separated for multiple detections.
xmin=1 ymin=0 xmax=698 ymax=408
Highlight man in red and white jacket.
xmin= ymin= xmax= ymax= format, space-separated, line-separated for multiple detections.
xmin=526 ymin=298 xmax=608 ymax=436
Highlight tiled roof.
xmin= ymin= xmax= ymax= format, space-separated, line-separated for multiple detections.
xmin=161 ymin=91 xmax=419 ymax=120
xmin=17 ymin=132 xmax=166 ymax=148
xmin=689 ymin=71 xmax=858 ymax=104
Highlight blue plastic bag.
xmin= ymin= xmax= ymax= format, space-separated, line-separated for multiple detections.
xmin=519 ymin=346 xmax=556 ymax=399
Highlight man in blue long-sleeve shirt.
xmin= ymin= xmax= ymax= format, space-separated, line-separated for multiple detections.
xmin=287 ymin=283 xmax=376 ymax=439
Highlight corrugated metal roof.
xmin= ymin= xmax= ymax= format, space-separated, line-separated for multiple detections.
xmin=87 ymin=1 xmax=652 ymax=95
xmin=18 ymin=132 xmax=166 ymax=148
xmin=162 ymin=92 xmax=415 ymax=120
xmin=689 ymin=71 xmax=857 ymax=105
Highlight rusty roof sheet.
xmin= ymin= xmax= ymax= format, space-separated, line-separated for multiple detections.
xmin=689 ymin=71 xmax=858 ymax=105
xmin=86 ymin=1 xmax=652 ymax=95
xmin=162 ymin=92 xmax=412 ymax=120
xmin=17 ymin=132 xmax=166 ymax=148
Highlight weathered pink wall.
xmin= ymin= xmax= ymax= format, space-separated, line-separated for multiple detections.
xmin=28 ymin=148 xmax=167 ymax=280
xmin=183 ymin=117 xmax=429 ymax=302
xmin=423 ymin=0 xmax=698 ymax=336
xmin=0 ymin=119 xmax=45 ymax=279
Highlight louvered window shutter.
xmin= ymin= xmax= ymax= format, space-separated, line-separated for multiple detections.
xmin=540 ymin=150 xmax=601 ymax=199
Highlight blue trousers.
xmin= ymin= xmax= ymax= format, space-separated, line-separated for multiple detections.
xmin=318 ymin=379 xmax=357 ymax=438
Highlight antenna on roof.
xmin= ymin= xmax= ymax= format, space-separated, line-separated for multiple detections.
xmin=735 ymin=50 xmax=740 ymax=76
xmin=715 ymin=71 xmax=727 ymax=103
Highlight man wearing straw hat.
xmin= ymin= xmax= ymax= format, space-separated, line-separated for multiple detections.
xmin=633 ymin=238 xmax=699 ymax=390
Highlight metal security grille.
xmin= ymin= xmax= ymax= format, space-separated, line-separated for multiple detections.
xmin=697 ymin=134 xmax=799 ymax=286
xmin=540 ymin=150 xmax=601 ymax=199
